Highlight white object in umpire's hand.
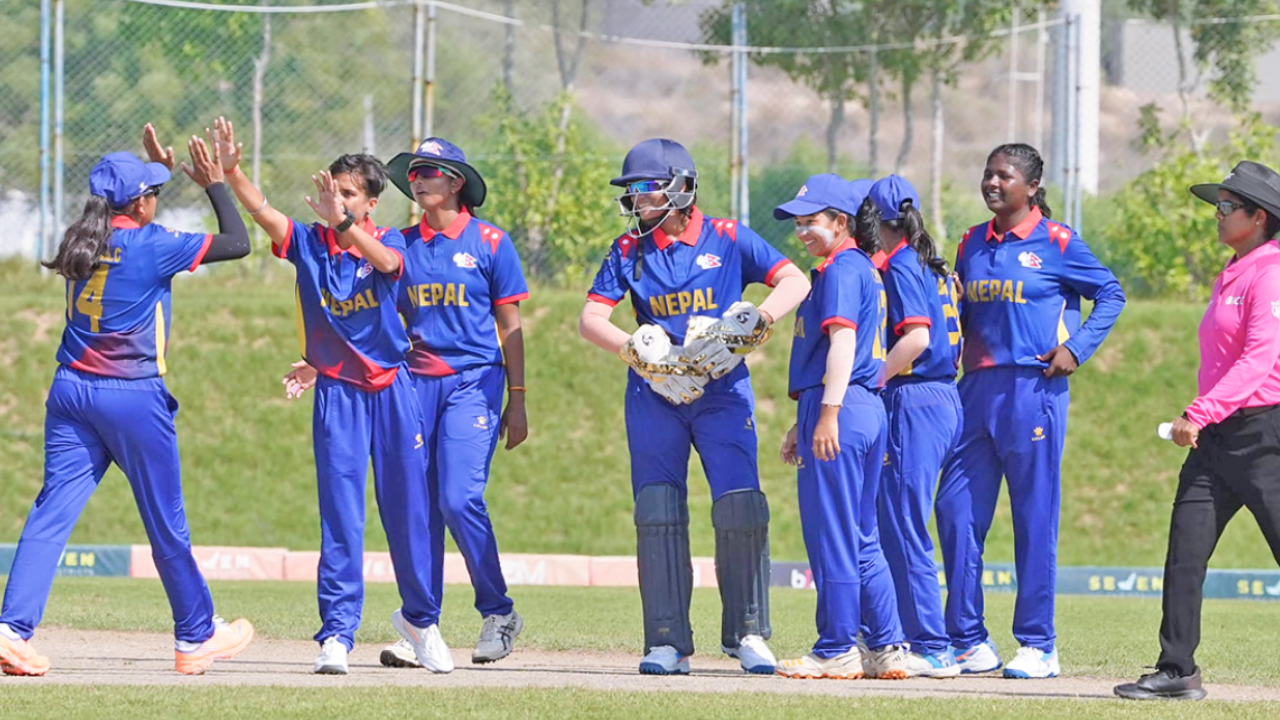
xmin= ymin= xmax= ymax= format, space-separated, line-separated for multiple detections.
xmin=1158 ymin=422 xmax=1174 ymax=441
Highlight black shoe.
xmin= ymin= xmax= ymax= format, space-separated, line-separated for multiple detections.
xmin=1114 ymin=666 xmax=1207 ymax=701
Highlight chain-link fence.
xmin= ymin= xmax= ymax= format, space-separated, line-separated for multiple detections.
xmin=5 ymin=1 xmax=1279 ymax=284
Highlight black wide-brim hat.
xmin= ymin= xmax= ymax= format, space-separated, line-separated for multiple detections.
xmin=1190 ymin=160 xmax=1280 ymax=221
xmin=387 ymin=137 xmax=487 ymax=209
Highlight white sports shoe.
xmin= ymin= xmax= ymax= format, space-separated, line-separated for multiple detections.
xmin=639 ymin=645 xmax=690 ymax=675
xmin=314 ymin=636 xmax=349 ymax=675
xmin=473 ymin=611 xmax=523 ymax=664
xmin=775 ymin=648 xmax=863 ymax=680
xmin=864 ymin=644 xmax=910 ymax=680
xmin=904 ymin=648 xmax=962 ymax=678
xmin=379 ymin=638 xmax=422 ymax=669
xmin=1003 ymin=646 xmax=1060 ymax=679
xmin=955 ymin=640 xmax=1003 ymax=674
xmin=391 ymin=610 xmax=454 ymax=673
xmin=722 ymin=634 xmax=776 ymax=674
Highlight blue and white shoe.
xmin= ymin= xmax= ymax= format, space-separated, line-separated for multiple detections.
xmin=954 ymin=640 xmax=1002 ymax=674
xmin=904 ymin=648 xmax=962 ymax=678
xmin=722 ymin=634 xmax=776 ymax=674
xmin=639 ymin=645 xmax=690 ymax=675
xmin=1003 ymin=646 xmax=1059 ymax=679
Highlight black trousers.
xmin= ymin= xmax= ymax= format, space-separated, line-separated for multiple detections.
xmin=1158 ymin=406 xmax=1280 ymax=676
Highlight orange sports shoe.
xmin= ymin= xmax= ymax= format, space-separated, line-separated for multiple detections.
xmin=174 ymin=617 xmax=254 ymax=675
xmin=0 ymin=633 xmax=51 ymax=676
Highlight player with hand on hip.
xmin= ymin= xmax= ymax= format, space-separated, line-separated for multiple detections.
xmin=938 ymin=144 xmax=1125 ymax=679
xmin=578 ymin=138 xmax=810 ymax=675
xmin=364 ymin=138 xmax=529 ymax=667
xmin=0 ymin=126 xmax=253 ymax=676
xmin=774 ymin=174 xmax=907 ymax=680
xmin=212 ymin=117 xmax=443 ymax=676
xmin=866 ymin=175 xmax=964 ymax=678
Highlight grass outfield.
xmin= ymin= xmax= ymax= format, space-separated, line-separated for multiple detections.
xmin=3 ymin=577 xmax=1280 ymax=687
xmin=0 ymin=259 xmax=1273 ymax=569
xmin=2 ymin=578 xmax=1280 ymax=717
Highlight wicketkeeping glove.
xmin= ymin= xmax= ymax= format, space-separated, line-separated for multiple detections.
xmin=682 ymin=301 xmax=773 ymax=379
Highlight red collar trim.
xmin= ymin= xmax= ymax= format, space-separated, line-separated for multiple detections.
xmin=324 ymin=216 xmax=377 ymax=256
xmin=817 ymin=237 xmax=861 ymax=272
xmin=652 ymin=207 xmax=703 ymax=250
xmin=882 ymin=237 xmax=909 ymax=266
xmin=420 ymin=211 xmax=472 ymax=242
xmin=985 ymin=206 xmax=1043 ymax=242
xmin=111 ymin=215 xmax=141 ymax=229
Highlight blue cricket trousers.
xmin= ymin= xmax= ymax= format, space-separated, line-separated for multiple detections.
xmin=1 ymin=366 xmax=215 ymax=644
xmin=312 ymin=370 xmax=437 ymax=649
xmin=935 ymin=366 xmax=1069 ymax=652
xmin=796 ymin=384 xmax=903 ymax=657
xmin=879 ymin=379 xmax=963 ymax=655
xmin=415 ymin=365 xmax=513 ymax=621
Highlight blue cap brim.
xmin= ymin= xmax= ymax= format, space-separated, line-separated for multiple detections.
xmin=142 ymin=163 xmax=171 ymax=192
xmin=773 ymin=199 xmax=830 ymax=220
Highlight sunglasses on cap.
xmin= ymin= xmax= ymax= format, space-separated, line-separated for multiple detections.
xmin=625 ymin=180 xmax=668 ymax=194
xmin=408 ymin=165 xmax=456 ymax=182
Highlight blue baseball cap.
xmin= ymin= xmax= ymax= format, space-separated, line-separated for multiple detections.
xmin=387 ymin=137 xmax=487 ymax=208
xmin=774 ymin=173 xmax=864 ymax=220
xmin=611 ymin=138 xmax=697 ymax=186
xmin=89 ymin=152 xmax=170 ymax=209
xmin=869 ymin=174 xmax=921 ymax=221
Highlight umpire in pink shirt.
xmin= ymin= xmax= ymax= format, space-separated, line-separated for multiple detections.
xmin=1117 ymin=161 xmax=1280 ymax=701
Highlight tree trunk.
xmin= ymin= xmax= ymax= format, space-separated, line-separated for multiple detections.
xmin=826 ymin=91 xmax=844 ymax=174
xmin=868 ymin=48 xmax=880 ymax=176
xmin=503 ymin=0 xmax=515 ymax=95
xmin=895 ymin=74 xmax=914 ymax=173
xmin=930 ymin=67 xmax=947 ymax=243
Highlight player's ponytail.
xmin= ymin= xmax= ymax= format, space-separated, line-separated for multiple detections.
xmin=897 ymin=200 xmax=949 ymax=278
xmin=43 ymin=195 xmax=114 ymax=280
xmin=852 ymin=196 xmax=881 ymax=256
xmin=989 ymin=143 xmax=1053 ymax=219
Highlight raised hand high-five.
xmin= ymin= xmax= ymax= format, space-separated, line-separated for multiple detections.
xmin=142 ymin=123 xmax=176 ymax=171
xmin=208 ymin=116 xmax=243 ymax=174
xmin=305 ymin=171 xmax=348 ymax=228
xmin=181 ymin=135 xmax=225 ymax=188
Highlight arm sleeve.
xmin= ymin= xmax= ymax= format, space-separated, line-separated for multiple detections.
xmin=199 ymin=183 xmax=251 ymax=266
xmin=818 ymin=256 xmax=865 ymax=333
xmin=491 ymin=232 xmax=530 ymax=306
xmin=736 ymin=225 xmax=792 ymax=287
xmin=587 ymin=246 xmax=625 ymax=307
xmin=885 ymin=258 xmax=934 ymax=335
xmin=1059 ymin=232 xmax=1126 ymax=365
xmin=1185 ymin=267 xmax=1280 ymax=427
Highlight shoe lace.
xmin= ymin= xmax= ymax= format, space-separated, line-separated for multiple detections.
xmin=479 ymin=615 xmax=502 ymax=643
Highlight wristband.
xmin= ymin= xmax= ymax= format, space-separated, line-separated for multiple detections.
xmin=508 ymin=386 xmax=527 ymax=393
xmin=333 ymin=211 xmax=356 ymax=234
xmin=227 ymin=165 xmax=241 ymax=176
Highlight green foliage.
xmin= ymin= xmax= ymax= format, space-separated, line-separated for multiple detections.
xmin=1092 ymin=113 xmax=1279 ymax=299
xmin=1129 ymin=0 xmax=1280 ymax=114
xmin=473 ymin=88 xmax=621 ymax=282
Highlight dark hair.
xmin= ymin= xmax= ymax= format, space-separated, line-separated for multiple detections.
xmin=988 ymin=143 xmax=1053 ymax=219
xmin=329 ymin=154 xmax=388 ymax=198
xmin=848 ymin=197 xmax=881 ymax=255
xmin=1239 ymin=198 xmax=1280 ymax=239
xmin=42 ymin=195 xmax=114 ymax=280
xmin=886 ymin=199 xmax=949 ymax=278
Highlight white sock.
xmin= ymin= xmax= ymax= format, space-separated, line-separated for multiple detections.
xmin=0 ymin=623 xmax=23 ymax=641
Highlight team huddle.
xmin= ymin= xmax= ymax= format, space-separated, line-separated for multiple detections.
xmin=0 ymin=118 xmax=1125 ymax=682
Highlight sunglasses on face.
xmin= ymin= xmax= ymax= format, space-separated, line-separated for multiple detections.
xmin=408 ymin=166 xmax=455 ymax=182
xmin=626 ymin=180 xmax=668 ymax=194
xmin=1216 ymin=199 xmax=1246 ymax=216
xmin=145 ymin=186 xmax=162 ymax=199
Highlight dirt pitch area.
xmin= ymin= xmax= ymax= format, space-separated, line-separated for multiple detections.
xmin=3 ymin=627 xmax=1278 ymax=703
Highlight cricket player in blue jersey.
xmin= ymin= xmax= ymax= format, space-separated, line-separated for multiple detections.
xmin=774 ymin=174 xmax=907 ymax=680
xmin=579 ymin=138 xmax=810 ymax=675
xmin=0 ymin=126 xmax=253 ymax=676
xmin=867 ymin=175 xmax=963 ymax=678
xmin=938 ymin=144 xmax=1125 ymax=678
xmin=370 ymin=138 xmax=529 ymax=667
xmin=213 ymin=118 xmax=444 ymax=676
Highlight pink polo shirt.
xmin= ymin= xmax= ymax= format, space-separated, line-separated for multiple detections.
xmin=1186 ymin=241 xmax=1280 ymax=428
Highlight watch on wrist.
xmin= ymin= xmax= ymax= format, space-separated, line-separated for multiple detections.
xmin=334 ymin=210 xmax=355 ymax=234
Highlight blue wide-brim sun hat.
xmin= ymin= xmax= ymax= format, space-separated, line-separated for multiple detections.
xmin=387 ymin=137 xmax=487 ymax=208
